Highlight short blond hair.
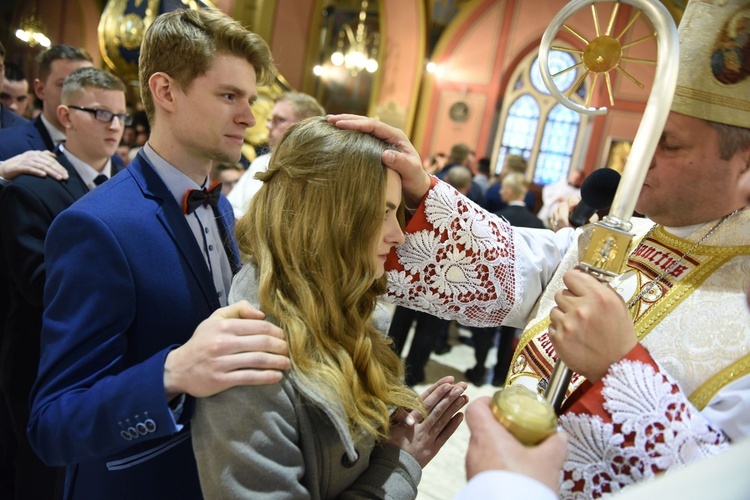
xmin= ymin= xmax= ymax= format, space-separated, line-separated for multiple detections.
xmin=503 ymin=155 xmax=527 ymax=175
xmin=61 ymin=67 xmax=125 ymax=104
xmin=502 ymin=172 xmax=529 ymax=198
xmin=139 ymin=8 xmax=276 ymax=122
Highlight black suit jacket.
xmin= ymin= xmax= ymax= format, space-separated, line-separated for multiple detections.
xmin=495 ymin=204 xmax=546 ymax=230
xmin=0 ymin=106 xmax=30 ymax=348
xmin=0 ymin=151 xmax=121 ymax=399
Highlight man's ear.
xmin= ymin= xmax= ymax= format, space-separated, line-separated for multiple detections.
xmin=33 ymin=78 xmax=45 ymax=100
xmin=57 ymin=104 xmax=71 ymax=128
xmin=149 ymin=72 xmax=177 ymax=114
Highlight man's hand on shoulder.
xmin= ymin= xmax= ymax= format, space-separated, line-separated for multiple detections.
xmin=163 ymin=300 xmax=290 ymax=401
xmin=0 ymin=150 xmax=69 ymax=181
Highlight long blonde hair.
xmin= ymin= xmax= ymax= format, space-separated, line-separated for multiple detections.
xmin=236 ymin=117 xmax=423 ymax=439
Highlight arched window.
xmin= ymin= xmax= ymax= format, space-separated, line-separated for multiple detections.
xmin=495 ymin=94 xmax=539 ymax=171
xmin=491 ymin=49 xmax=590 ymax=186
xmin=535 ymin=103 xmax=581 ymax=184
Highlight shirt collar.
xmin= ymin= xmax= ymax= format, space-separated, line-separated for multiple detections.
xmin=40 ymin=113 xmax=67 ymax=147
xmin=141 ymin=142 xmax=207 ymax=208
xmin=60 ymin=144 xmax=112 ymax=190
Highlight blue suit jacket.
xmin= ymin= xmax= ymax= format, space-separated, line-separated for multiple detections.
xmin=28 ymin=152 xmax=240 ymax=499
xmin=0 ymin=104 xmax=29 ymax=130
xmin=0 ymin=116 xmax=54 ymax=159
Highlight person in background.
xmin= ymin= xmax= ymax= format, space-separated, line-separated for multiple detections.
xmin=210 ymin=162 xmax=244 ymax=195
xmin=436 ymin=143 xmax=483 ymax=205
xmin=0 ymin=43 xmax=27 ymax=132
xmin=537 ymin=168 xmax=584 ymax=229
xmin=1 ymin=67 xmax=129 ymax=500
xmin=422 ymin=152 xmax=447 ymax=175
xmin=0 ymin=41 xmax=45 ymax=498
xmin=483 ymin=154 xmax=535 ymax=213
xmin=1 ymin=63 xmax=31 ymax=120
xmin=115 ymin=142 xmax=131 ymax=167
xmin=496 ymin=172 xmax=545 ymax=229
xmin=227 ymin=91 xmax=325 ymax=217
xmin=473 ymin=157 xmax=491 ymax=194
xmin=0 ymin=44 xmax=95 ymax=182
xmin=26 ymin=9 xmax=290 ymax=499
xmin=193 ymin=117 xmax=467 ymax=498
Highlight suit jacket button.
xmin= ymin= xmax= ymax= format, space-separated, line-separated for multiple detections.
xmin=144 ymin=418 xmax=156 ymax=432
xmin=127 ymin=427 xmax=139 ymax=439
xmin=136 ymin=423 xmax=148 ymax=435
xmin=120 ymin=430 xmax=133 ymax=441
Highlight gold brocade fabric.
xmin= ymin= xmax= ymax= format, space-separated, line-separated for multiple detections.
xmin=507 ymin=210 xmax=750 ymax=409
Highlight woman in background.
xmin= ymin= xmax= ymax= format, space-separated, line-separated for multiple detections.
xmin=192 ymin=117 xmax=468 ymax=499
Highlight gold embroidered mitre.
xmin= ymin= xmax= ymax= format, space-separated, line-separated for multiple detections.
xmin=671 ymin=0 xmax=750 ymax=128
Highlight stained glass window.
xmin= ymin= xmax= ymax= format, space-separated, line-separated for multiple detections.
xmin=530 ymin=51 xmax=578 ymax=95
xmin=492 ymin=48 xmax=588 ymax=185
xmin=534 ymin=103 xmax=580 ymax=185
xmin=495 ymin=94 xmax=539 ymax=174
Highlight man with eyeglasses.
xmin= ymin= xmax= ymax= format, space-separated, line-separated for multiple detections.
xmin=227 ymin=91 xmax=325 ymax=217
xmin=0 ymin=67 xmax=128 ymax=500
xmin=0 ymin=44 xmax=105 ymax=185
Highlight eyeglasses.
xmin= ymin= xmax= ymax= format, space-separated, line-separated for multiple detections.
xmin=69 ymin=106 xmax=133 ymax=126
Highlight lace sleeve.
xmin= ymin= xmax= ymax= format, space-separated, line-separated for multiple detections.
xmin=385 ymin=179 xmax=518 ymax=327
xmin=384 ymin=179 xmax=573 ymax=327
xmin=559 ymin=352 xmax=729 ymax=498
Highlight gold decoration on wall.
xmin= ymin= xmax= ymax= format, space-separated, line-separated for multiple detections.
xmin=99 ymin=0 xmax=160 ymax=83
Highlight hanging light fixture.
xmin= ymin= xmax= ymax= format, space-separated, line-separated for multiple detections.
xmin=15 ymin=8 xmax=51 ymax=48
xmin=330 ymin=0 xmax=380 ymax=76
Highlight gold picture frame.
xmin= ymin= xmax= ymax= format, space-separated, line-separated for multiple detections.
xmin=603 ymin=137 xmax=633 ymax=174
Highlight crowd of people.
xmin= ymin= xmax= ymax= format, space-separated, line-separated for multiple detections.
xmin=0 ymin=0 xmax=747 ymax=499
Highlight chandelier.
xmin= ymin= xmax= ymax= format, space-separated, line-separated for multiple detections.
xmin=330 ymin=0 xmax=380 ymax=76
xmin=15 ymin=9 xmax=51 ymax=48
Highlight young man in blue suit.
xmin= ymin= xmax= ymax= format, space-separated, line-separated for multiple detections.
xmin=27 ymin=9 xmax=290 ymax=499
xmin=0 ymin=66 xmax=129 ymax=500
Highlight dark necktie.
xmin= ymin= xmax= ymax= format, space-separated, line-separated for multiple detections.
xmin=93 ymin=174 xmax=108 ymax=186
xmin=183 ymin=181 xmax=222 ymax=215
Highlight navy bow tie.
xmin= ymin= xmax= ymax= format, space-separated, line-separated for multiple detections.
xmin=183 ymin=181 xmax=222 ymax=214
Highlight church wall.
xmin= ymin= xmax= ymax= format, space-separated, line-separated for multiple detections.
xmin=409 ymin=0 xmax=659 ymax=175
xmin=5 ymin=0 xmax=663 ymax=175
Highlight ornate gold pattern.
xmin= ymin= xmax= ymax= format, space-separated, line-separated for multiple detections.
xmin=690 ymin=353 xmax=750 ymax=410
xmin=674 ymin=85 xmax=750 ymax=112
xmin=118 ymin=14 xmax=147 ymax=50
xmin=508 ymin=217 xmax=750 ymax=406
xmin=98 ymin=0 xmax=160 ymax=82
